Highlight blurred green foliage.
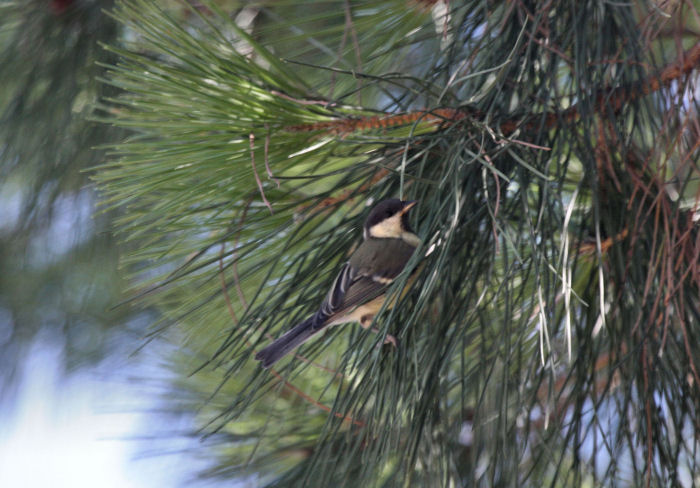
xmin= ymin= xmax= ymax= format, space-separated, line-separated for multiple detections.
xmin=0 ymin=0 xmax=131 ymax=387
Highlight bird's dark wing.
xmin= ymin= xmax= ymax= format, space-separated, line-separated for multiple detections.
xmin=319 ymin=262 xmax=355 ymax=318
xmin=319 ymin=263 xmax=394 ymax=323
xmin=334 ymin=275 xmax=388 ymax=313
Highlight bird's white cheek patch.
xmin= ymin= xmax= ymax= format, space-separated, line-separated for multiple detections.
xmin=368 ymin=214 xmax=403 ymax=238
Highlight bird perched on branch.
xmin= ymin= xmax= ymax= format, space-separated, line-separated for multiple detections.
xmin=255 ymin=199 xmax=421 ymax=368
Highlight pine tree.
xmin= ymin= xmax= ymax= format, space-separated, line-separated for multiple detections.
xmin=97 ymin=1 xmax=700 ymax=486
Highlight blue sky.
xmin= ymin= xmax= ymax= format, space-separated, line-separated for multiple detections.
xmin=0 ymin=334 xmax=204 ymax=488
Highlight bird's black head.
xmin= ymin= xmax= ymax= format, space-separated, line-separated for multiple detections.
xmin=363 ymin=198 xmax=417 ymax=239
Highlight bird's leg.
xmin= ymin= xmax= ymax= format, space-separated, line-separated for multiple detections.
xmin=360 ymin=315 xmax=398 ymax=348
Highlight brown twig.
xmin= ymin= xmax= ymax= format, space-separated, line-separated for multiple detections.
xmin=249 ymin=132 xmax=274 ymax=213
xmin=269 ymin=369 xmax=364 ymax=427
xmin=232 ymin=200 xmax=251 ymax=309
xmin=577 ymin=229 xmax=630 ymax=255
xmin=285 ymin=108 xmax=470 ymax=134
xmin=316 ymin=169 xmax=390 ymax=210
xmin=263 ymin=124 xmax=279 ymax=188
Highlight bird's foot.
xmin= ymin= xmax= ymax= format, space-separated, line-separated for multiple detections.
xmin=361 ymin=315 xmax=398 ymax=348
xmin=369 ymin=327 xmax=397 ymax=348
xmin=382 ymin=333 xmax=398 ymax=348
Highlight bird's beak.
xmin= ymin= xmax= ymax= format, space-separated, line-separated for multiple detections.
xmin=400 ymin=200 xmax=418 ymax=214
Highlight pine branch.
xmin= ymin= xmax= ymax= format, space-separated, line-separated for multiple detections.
xmin=285 ymin=41 xmax=700 ymax=137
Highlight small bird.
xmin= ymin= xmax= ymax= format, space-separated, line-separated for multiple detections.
xmin=255 ymin=199 xmax=420 ymax=368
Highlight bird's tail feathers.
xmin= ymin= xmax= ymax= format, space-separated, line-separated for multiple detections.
xmin=255 ymin=312 xmax=328 ymax=368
